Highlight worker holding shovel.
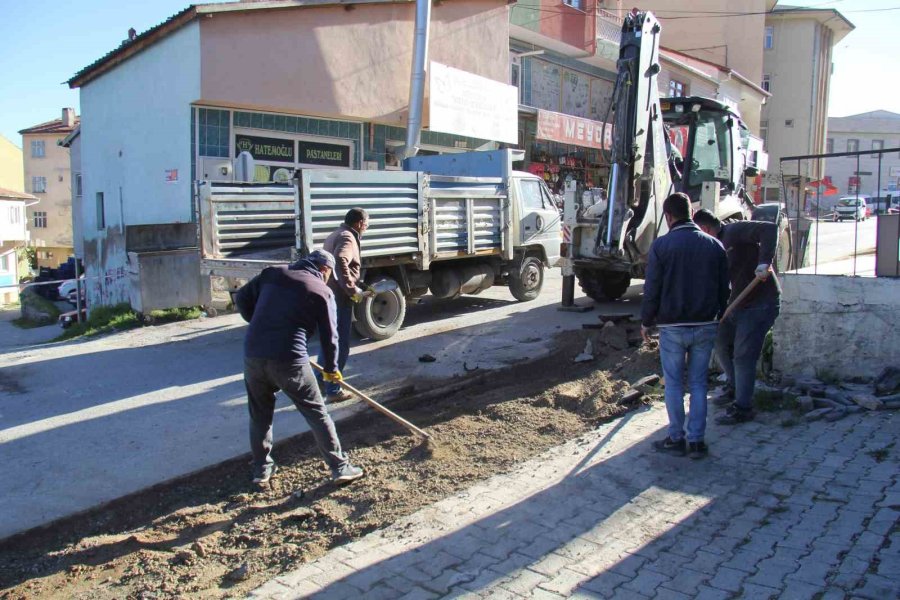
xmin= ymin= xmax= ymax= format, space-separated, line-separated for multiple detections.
xmin=234 ymin=249 xmax=364 ymax=486
xmin=693 ymin=209 xmax=781 ymax=426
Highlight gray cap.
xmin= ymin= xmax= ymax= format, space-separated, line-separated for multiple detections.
xmin=307 ymin=249 xmax=335 ymax=270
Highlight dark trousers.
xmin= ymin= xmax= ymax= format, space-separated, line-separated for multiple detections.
xmin=317 ymin=300 xmax=353 ymax=395
xmin=716 ymin=301 xmax=780 ymax=411
xmin=244 ymin=358 xmax=348 ymax=474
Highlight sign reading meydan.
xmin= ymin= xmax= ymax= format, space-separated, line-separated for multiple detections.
xmin=235 ymin=134 xmax=294 ymax=163
xmin=536 ymin=109 xmax=612 ymax=150
xmin=428 ymin=62 xmax=518 ymax=144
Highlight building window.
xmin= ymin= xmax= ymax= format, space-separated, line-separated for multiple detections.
xmin=784 ymin=119 xmax=794 ymax=128
xmin=761 ymin=74 xmax=770 ymax=92
xmin=96 ymin=192 xmax=106 ymax=229
xmin=668 ymin=79 xmax=687 ymax=98
xmin=562 ymin=0 xmax=583 ymax=9
xmin=764 ymin=26 xmax=774 ymax=50
xmin=0 ymin=254 xmax=8 ymax=272
xmin=31 ymin=176 xmax=47 ymax=193
xmin=826 ymin=138 xmax=834 ymax=154
xmin=872 ymin=139 xmax=884 ymax=157
xmin=74 ymin=173 xmax=83 ymax=198
xmin=760 ymin=121 xmax=768 ymax=147
xmin=31 ymin=140 xmax=46 ymax=158
xmin=847 ymin=139 xmax=859 ymax=153
xmin=33 ymin=211 xmax=47 ymax=228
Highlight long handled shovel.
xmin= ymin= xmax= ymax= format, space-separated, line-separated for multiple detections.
xmin=309 ymin=360 xmax=431 ymax=441
xmin=720 ymin=270 xmax=779 ymax=323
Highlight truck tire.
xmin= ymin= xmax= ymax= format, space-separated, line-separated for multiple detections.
xmin=352 ymin=276 xmax=406 ymax=340
xmin=508 ymin=256 xmax=544 ymax=302
xmin=575 ymin=270 xmax=631 ymax=302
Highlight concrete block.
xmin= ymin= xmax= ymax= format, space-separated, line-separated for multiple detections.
xmin=824 ymin=408 xmax=848 ymax=422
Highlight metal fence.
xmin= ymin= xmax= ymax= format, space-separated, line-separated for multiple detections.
xmin=779 ymin=147 xmax=900 ymax=277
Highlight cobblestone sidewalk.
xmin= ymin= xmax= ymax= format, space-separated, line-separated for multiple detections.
xmin=251 ymin=404 xmax=900 ymax=600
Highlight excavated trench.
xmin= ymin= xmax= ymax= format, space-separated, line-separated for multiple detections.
xmin=0 ymin=324 xmax=661 ymax=599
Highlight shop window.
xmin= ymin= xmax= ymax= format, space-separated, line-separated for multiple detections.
xmin=519 ymin=179 xmax=545 ymax=210
xmin=31 ymin=140 xmax=45 ymax=158
xmin=668 ymin=79 xmax=687 ymax=98
xmin=33 ymin=211 xmax=47 ymax=228
xmin=198 ymin=108 xmax=230 ymax=158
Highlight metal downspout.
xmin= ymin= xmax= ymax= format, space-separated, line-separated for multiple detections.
xmin=403 ymin=0 xmax=432 ymax=160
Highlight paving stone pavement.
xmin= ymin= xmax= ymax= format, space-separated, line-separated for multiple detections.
xmin=250 ymin=404 xmax=900 ymax=600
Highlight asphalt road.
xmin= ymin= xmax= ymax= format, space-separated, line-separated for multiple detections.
xmin=0 ymin=270 xmax=642 ymax=539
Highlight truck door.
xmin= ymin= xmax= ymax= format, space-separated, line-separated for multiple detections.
xmin=515 ymin=176 xmax=561 ymax=266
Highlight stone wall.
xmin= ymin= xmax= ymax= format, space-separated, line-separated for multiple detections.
xmin=773 ymin=273 xmax=900 ymax=380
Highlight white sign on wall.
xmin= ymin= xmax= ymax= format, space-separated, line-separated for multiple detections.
xmin=428 ymin=62 xmax=518 ymax=144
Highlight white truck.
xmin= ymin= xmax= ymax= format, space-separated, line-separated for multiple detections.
xmin=198 ymin=149 xmax=561 ymax=339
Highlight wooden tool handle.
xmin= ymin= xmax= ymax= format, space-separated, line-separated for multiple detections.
xmin=720 ymin=277 xmax=761 ymax=323
xmin=310 ymin=361 xmax=431 ymax=440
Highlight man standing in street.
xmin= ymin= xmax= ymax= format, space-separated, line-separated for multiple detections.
xmin=235 ymin=249 xmax=364 ymax=486
xmin=642 ymin=193 xmax=730 ymax=459
xmin=318 ymin=208 xmax=373 ymax=402
xmin=693 ymin=209 xmax=780 ymax=426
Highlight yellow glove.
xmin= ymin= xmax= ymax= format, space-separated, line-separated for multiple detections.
xmin=363 ymin=285 xmax=377 ymax=298
xmin=350 ymin=292 xmax=363 ymax=303
xmin=322 ymin=370 xmax=343 ymax=383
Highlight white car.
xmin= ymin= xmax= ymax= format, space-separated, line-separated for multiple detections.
xmin=833 ymin=197 xmax=868 ymax=222
xmin=57 ymin=277 xmax=85 ymax=304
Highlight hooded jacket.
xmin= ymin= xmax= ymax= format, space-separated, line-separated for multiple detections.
xmin=234 ymin=259 xmax=339 ymax=369
xmin=323 ymin=224 xmax=363 ymax=304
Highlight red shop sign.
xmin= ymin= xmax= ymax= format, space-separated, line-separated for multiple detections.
xmin=536 ymin=109 xmax=612 ymax=151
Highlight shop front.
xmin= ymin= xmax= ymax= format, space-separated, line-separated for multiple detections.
xmin=518 ymin=108 xmax=611 ymax=195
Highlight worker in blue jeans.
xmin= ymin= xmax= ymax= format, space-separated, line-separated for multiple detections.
xmin=694 ymin=209 xmax=780 ymax=425
xmin=641 ymin=193 xmax=730 ymax=459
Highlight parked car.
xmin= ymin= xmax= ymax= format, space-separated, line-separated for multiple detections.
xmin=833 ymin=196 xmax=868 ymax=222
xmin=57 ymin=276 xmax=85 ymax=305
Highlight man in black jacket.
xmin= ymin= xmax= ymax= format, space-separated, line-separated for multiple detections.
xmin=642 ymin=193 xmax=730 ymax=458
xmin=234 ymin=249 xmax=363 ymax=486
xmin=694 ymin=209 xmax=780 ymax=425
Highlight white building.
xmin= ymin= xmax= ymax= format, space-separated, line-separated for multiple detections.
xmin=826 ymin=111 xmax=900 ymax=199
xmin=0 ymin=188 xmax=34 ymax=303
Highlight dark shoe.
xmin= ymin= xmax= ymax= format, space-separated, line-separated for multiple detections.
xmin=716 ymin=405 xmax=756 ymax=425
xmin=326 ymin=390 xmax=354 ymax=403
xmin=688 ymin=441 xmax=709 ymax=459
xmin=711 ymin=387 xmax=735 ymax=407
xmin=332 ymin=463 xmax=364 ymax=485
xmin=252 ymin=464 xmax=277 ymax=485
xmin=652 ymin=436 xmax=687 ymax=456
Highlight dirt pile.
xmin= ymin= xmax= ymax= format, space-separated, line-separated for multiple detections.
xmin=0 ymin=326 xmax=659 ymax=599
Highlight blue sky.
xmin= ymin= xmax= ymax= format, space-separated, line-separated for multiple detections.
xmin=0 ymin=0 xmax=896 ymax=146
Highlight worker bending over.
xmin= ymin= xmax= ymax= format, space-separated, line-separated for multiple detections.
xmin=235 ymin=249 xmax=364 ymax=486
xmin=693 ymin=209 xmax=781 ymax=425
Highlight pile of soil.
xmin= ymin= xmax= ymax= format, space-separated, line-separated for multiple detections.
xmin=0 ymin=324 xmax=659 ymax=599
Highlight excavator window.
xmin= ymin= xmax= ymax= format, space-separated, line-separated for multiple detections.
xmin=688 ymin=111 xmax=733 ymax=188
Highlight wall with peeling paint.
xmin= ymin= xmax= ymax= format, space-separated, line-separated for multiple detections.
xmin=773 ymin=274 xmax=900 ymax=380
xmin=79 ymin=22 xmax=201 ymax=309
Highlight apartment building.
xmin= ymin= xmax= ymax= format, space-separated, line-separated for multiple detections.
xmin=826 ymin=111 xmax=900 ymax=198
xmin=19 ymin=109 xmax=79 ymax=267
xmin=760 ymin=5 xmax=853 ymax=203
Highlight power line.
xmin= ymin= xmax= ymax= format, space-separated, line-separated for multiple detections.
xmin=510 ymin=5 xmax=899 ymax=20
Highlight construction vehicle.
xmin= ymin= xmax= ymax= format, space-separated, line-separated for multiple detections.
xmin=560 ymin=10 xmax=788 ymax=303
xmin=198 ymin=149 xmax=561 ymax=340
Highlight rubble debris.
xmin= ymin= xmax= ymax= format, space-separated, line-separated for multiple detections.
xmin=813 ymin=398 xmax=843 ymax=410
xmin=598 ymin=323 xmax=629 ymax=351
xmin=875 ymin=366 xmax=900 ymax=396
xmin=226 ymin=563 xmax=250 ymax=582
xmin=803 ymin=408 xmax=833 ymax=422
xmin=797 ymin=396 xmax=815 ymax=412
xmin=597 ymin=313 xmax=632 ymax=324
xmin=574 ymin=340 xmax=594 ymax=363
xmin=824 ymin=408 xmax=848 ymax=422
xmin=617 ymin=388 xmax=643 ymax=405
xmin=418 ymin=354 xmax=437 ymax=363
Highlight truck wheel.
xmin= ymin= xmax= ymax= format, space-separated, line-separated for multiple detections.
xmin=353 ymin=276 xmax=406 ymax=340
xmin=509 ymin=256 xmax=544 ymax=301
xmin=576 ymin=270 xmax=631 ymax=302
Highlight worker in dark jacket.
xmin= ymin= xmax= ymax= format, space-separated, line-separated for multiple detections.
xmin=234 ymin=249 xmax=363 ymax=486
xmin=317 ymin=208 xmax=374 ymax=402
xmin=642 ymin=193 xmax=730 ymax=459
xmin=694 ymin=209 xmax=781 ymax=426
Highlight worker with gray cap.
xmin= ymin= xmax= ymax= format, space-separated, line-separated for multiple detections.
xmin=234 ymin=249 xmax=363 ymax=486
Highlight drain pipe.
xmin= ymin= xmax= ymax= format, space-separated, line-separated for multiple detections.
xmin=402 ymin=0 xmax=431 ymax=160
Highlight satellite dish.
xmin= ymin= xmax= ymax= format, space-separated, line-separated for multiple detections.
xmin=234 ymin=151 xmax=255 ymax=182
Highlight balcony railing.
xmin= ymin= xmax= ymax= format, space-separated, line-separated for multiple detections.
xmin=597 ymin=8 xmax=621 ymax=44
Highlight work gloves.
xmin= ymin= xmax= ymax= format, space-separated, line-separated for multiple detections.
xmin=350 ymin=285 xmax=377 ymax=303
xmin=322 ymin=370 xmax=343 ymax=383
xmin=755 ymin=263 xmax=771 ymax=281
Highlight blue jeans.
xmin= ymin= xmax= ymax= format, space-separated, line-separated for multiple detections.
xmin=659 ymin=324 xmax=718 ymax=442
xmin=317 ymin=300 xmax=353 ymax=395
xmin=716 ymin=301 xmax=780 ymax=411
